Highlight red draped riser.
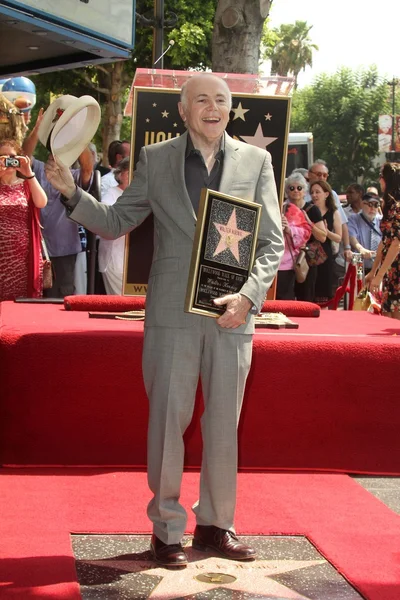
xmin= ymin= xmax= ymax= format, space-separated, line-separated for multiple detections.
xmin=1 ymin=300 xmax=400 ymax=474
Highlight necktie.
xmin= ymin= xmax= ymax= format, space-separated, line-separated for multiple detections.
xmin=370 ymin=221 xmax=380 ymax=253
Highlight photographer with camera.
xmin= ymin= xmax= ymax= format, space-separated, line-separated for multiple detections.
xmin=0 ymin=138 xmax=47 ymax=301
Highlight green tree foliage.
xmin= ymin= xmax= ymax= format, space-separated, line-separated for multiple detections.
xmin=263 ymin=21 xmax=318 ymax=88
xmin=260 ymin=19 xmax=280 ymax=61
xmin=28 ymin=0 xmax=216 ymax=162
xmin=290 ymin=67 xmax=389 ymax=190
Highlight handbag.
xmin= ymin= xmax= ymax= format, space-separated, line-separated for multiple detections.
xmin=286 ymin=233 xmax=309 ymax=283
xmin=295 ymin=249 xmax=309 ymax=283
xmin=353 ymin=287 xmax=381 ymax=313
xmin=305 ymin=240 xmax=328 ymax=267
xmin=40 ymin=235 xmax=53 ymax=289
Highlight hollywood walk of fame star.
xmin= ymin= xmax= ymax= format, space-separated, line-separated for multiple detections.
xmin=231 ymin=102 xmax=250 ymax=121
xmin=240 ymin=122 xmax=278 ymax=150
xmin=83 ymin=550 xmax=325 ymax=600
xmin=161 ymin=110 xmax=169 ymax=118
xmin=265 ymin=113 xmax=272 ymax=120
xmin=213 ymin=208 xmax=251 ymax=264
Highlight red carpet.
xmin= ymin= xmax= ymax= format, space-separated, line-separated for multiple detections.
xmin=2 ymin=303 xmax=400 ymax=472
xmin=0 ymin=469 xmax=400 ymax=599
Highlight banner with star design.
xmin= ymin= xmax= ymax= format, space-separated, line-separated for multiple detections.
xmin=123 ymin=87 xmax=290 ymax=296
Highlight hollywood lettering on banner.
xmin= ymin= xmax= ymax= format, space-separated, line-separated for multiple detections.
xmin=123 ymin=87 xmax=290 ymax=296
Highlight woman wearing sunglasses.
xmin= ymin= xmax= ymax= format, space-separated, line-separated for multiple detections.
xmin=277 ymin=173 xmax=312 ymax=299
xmin=285 ymin=172 xmax=327 ymax=301
xmin=365 ymin=162 xmax=400 ymax=318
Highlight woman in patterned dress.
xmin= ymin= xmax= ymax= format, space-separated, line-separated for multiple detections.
xmin=366 ymin=162 xmax=400 ymax=318
xmin=0 ymin=139 xmax=47 ymax=301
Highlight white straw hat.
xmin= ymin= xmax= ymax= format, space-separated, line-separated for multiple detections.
xmin=38 ymin=95 xmax=101 ymax=167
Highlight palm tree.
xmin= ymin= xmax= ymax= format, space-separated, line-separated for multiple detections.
xmin=269 ymin=21 xmax=318 ymax=88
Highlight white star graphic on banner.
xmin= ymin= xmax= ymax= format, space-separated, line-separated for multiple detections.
xmin=146 ymin=118 xmax=150 ymax=123
xmin=231 ymin=102 xmax=250 ymax=121
xmin=152 ymin=103 xmax=157 ymax=107
xmin=265 ymin=113 xmax=272 ymax=120
xmin=240 ymin=122 xmax=278 ymax=150
xmin=161 ymin=110 xmax=169 ymax=118
xmin=213 ymin=208 xmax=251 ymax=263
xmin=83 ymin=552 xmax=324 ymax=599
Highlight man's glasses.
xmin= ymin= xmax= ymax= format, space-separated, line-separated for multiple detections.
xmin=310 ymin=170 xmax=329 ymax=179
xmin=289 ymin=185 xmax=303 ymax=192
xmin=363 ymin=201 xmax=380 ymax=208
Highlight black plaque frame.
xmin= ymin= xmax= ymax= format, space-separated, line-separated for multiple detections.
xmin=185 ymin=188 xmax=261 ymax=318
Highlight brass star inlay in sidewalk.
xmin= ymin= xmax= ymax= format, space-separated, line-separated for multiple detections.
xmin=83 ymin=550 xmax=324 ymax=599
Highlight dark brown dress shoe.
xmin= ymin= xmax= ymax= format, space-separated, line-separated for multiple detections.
xmin=150 ymin=534 xmax=188 ymax=567
xmin=192 ymin=525 xmax=257 ymax=561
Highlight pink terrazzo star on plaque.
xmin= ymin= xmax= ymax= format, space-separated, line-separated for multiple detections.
xmin=84 ymin=550 xmax=324 ymax=599
xmin=240 ymin=122 xmax=278 ymax=150
xmin=213 ymin=207 xmax=251 ymax=264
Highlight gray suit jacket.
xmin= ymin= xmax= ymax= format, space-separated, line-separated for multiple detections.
xmin=69 ymin=131 xmax=284 ymax=333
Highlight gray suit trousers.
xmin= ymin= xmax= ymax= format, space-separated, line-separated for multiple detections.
xmin=142 ymin=317 xmax=253 ymax=545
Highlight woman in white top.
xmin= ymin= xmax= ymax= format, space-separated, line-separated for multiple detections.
xmin=98 ymin=157 xmax=130 ymax=294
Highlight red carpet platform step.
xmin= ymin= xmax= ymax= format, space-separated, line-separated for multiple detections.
xmin=1 ymin=302 xmax=400 ymax=471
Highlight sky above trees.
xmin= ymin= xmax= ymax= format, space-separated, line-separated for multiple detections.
xmin=267 ymin=0 xmax=399 ymax=87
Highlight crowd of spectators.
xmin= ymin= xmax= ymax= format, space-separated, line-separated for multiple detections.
xmin=278 ymin=159 xmax=400 ymax=317
xmin=1 ymin=97 xmax=399 ymax=316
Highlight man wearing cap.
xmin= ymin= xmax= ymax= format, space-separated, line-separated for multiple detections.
xmin=348 ymin=193 xmax=382 ymax=275
xmin=45 ymin=73 xmax=284 ymax=568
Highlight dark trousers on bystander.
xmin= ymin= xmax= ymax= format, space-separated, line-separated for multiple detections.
xmin=44 ymin=254 xmax=77 ymax=299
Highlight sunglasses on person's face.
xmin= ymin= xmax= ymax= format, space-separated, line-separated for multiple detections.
xmin=289 ymin=185 xmax=303 ymax=192
xmin=363 ymin=201 xmax=379 ymax=208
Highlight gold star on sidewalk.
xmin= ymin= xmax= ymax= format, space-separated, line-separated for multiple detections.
xmin=231 ymin=102 xmax=250 ymax=121
xmin=265 ymin=113 xmax=272 ymax=120
xmin=161 ymin=110 xmax=169 ymax=118
xmin=83 ymin=550 xmax=324 ymax=600
xmin=240 ymin=122 xmax=278 ymax=150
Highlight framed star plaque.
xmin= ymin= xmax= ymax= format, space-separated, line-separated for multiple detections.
xmin=185 ymin=188 xmax=261 ymax=317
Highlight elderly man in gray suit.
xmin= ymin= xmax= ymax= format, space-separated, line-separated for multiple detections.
xmin=45 ymin=74 xmax=284 ymax=568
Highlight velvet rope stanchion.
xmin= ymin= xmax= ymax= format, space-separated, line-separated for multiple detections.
xmin=317 ymin=264 xmax=357 ymax=310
